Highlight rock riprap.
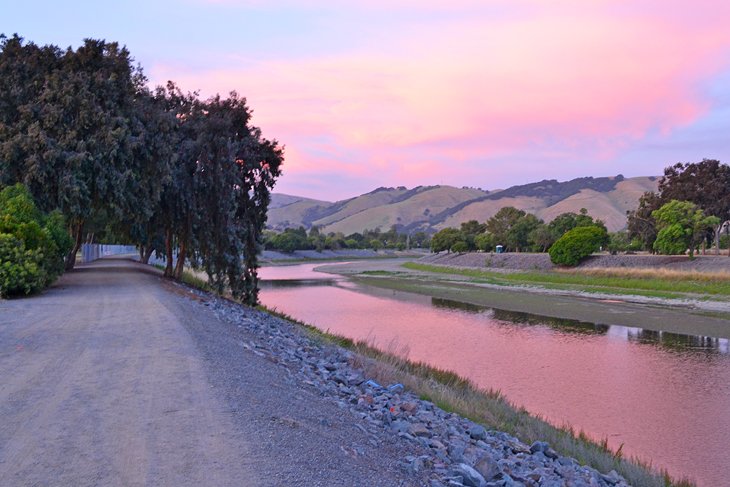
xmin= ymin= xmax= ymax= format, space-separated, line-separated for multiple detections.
xmin=197 ymin=287 xmax=631 ymax=487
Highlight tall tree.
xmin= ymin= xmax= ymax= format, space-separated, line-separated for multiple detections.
xmin=658 ymin=159 xmax=730 ymax=255
xmin=652 ymin=200 xmax=719 ymax=258
xmin=628 ymin=160 xmax=730 ymax=255
xmin=0 ymin=36 xmax=145 ymax=269
xmin=627 ymin=191 xmax=662 ymax=252
xmin=486 ymin=207 xmax=541 ymax=252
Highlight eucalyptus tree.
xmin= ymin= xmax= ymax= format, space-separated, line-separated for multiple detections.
xmin=0 ymin=36 xmax=145 ymax=269
xmin=191 ymin=92 xmax=283 ymax=304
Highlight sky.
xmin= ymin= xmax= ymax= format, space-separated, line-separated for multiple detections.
xmin=3 ymin=0 xmax=730 ymax=201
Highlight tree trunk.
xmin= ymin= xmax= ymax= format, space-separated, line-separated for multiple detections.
xmin=65 ymin=222 xmax=84 ymax=271
xmin=141 ymin=245 xmax=154 ymax=265
xmin=715 ymin=223 xmax=724 ymax=255
xmin=164 ymin=229 xmax=174 ymax=277
xmin=139 ymin=245 xmax=146 ymax=261
xmin=173 ymin=239 xmax=186 ymax=279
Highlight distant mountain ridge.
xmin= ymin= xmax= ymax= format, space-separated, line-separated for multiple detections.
xmin=268 ymin=175 xmax=659 ymax=234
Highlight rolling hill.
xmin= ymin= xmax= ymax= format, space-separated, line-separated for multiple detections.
xmin=267 ymin=175 xmax=658 ymax=233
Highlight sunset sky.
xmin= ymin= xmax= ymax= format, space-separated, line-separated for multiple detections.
xmin=4 ymin=1 xmax=730 ymax=200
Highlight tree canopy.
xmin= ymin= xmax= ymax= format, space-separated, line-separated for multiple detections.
xmin=628 ymin=159 xmax=730 ymax=255
xmin=652 ymin=200 xmax=719 ymax=258
xmin=0 ymin=35 xmax=284 ymax=304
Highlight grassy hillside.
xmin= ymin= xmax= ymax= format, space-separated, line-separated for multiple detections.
xmin=267 ymin=195 xmax=333 ymax=230
xmin=268 ymin=176 xmax=659 ymax=233
xmin=322 ymin=186 xmax=486 ymax=235
xmin=312 ymin=186 xmax=414 ymax=228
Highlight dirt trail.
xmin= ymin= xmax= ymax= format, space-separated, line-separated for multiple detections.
xmin=0 ymin=259 xmax=421 ymax=486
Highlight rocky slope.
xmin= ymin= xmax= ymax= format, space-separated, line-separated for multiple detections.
xmin=204 ymin=286 xmax=633 ymax=487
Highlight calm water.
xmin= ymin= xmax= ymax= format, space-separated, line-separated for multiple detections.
xmin=259 ymin=264 xmax=730 ymax=486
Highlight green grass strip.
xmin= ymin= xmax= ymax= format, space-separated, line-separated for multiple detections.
xmin=404 ymin=262 xmax=730 ymax=299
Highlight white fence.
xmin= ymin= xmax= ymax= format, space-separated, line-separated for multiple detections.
xmin=80 ymin=244 xmax=137 ymax=263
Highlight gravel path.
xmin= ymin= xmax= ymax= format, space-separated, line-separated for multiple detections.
xmin=0 ymin=259 xmax=425 ymax=486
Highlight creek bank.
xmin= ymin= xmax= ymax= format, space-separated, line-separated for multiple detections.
xmin=422 ymin=251 xmax=730 ymax=273
xmin=197 ymin=286 xmax=633 ymax=487
xmin=261 ymin=249 xmax=426 ymax=262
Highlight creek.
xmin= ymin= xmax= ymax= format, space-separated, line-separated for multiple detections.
xmin=259 ymin=263 xmax=730 ymax=486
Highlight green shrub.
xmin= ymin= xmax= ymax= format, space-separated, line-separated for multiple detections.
xmin=450 ymin=241 xmax=469 ymax=253
xmin=0 ymin=184 xmax=71 ymax=296
xmin=549 ymin=226 xmax=608 ymax=266
xmin=0 ymin=233 xmax=45 ymax=296
xmin=474 ymin=233 xmax=494 ymax=252
xmin=606 ymin=231 xmax=630 ymax=255
xmin=653 ymin=223 xmax=687 ymax=255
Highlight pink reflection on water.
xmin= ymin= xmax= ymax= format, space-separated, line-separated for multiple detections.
xmin=260 ymin=266 xmax=730 ymax=487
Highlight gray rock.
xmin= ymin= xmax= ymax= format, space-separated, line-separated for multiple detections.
xmin=448 ymin=443 xmax=466 ymax=463
xmin=452 ymin=463 xmax=486 ymax=487
xmin=469 ymin=425 xmax=488 ymax=441
xmin=474 ymin=455 xmax=501 ymax=481
xmin=390 ymin=419 xmax=410 ymax=433
xmin=529 ymin=441 xmax=549 ymax=454
xmin=409 ymin=422 xmax=433 ymax=438
xmin=601 ymin=470 xmax=623 ymax=485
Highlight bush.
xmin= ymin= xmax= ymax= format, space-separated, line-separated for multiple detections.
xmin=0 ymin=233 xmax=45 ymax=296
xmin=606 ymin=231 xmax=630 ymax=255
xmin=653 ymin=223 xmax=687 ymax=255
xmin=474 ymin=233 xmax=493 ymax=252
xmin=549 ymin=226 xmax=608 ymax=266
xmin=0 ymin=184 xmax=70 ymax=296
xmin=450 ymin=241 xmax=469 ymax=253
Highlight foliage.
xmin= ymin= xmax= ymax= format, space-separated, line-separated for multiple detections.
xmin=0 ymin=35 xmax=153 ymax=269
xmin=653 ymin=224 xmax=688 ymax=256
xmin=651 ymin=200 xmax=719 ymax=258
xmin=606 ymin=232 xmax=631 ymax=255
xmin=431 ymin=227 xmax=464 ymax=253
xmin=627 ymin=191 xmax=661 ymax=251
xmin=0 ymin=184 xmax=71 ymax=296
xmin=486 ymin=207 xmax=543 ymax=252
xmin=548 ymin=209 xmax=606 ymax=242
xmin=549 ymin=226 xmax=608 ymax=266
xmin=450 ymin=241 xmax=469 ymax=253
xmin=474 ymin=233 xmax=494 ymax=252
xmin=0 ymin=36 xmax=283 ymax=305
xmin=628 ymin=159 xmax=730 ymax=253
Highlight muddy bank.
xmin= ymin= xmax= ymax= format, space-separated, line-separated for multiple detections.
xmin=315 ymin=260 xmax=730 ymax=339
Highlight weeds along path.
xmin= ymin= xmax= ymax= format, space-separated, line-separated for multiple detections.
xmin=0 ymin=259 xmax=423 ymax=486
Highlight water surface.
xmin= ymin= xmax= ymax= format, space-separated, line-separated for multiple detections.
xmin=259 ymin=263 xmax=730 ymax=486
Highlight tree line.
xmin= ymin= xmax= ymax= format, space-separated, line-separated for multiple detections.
xmin=264 ymin=225 xmax=430 ymax=253
xmin=0 ymin=35 xmax=283 ymax=303
xmin=627 ymin=159 xmax=730 ymax=257
xmin=429 ymin=159 xmax=729 ymax=264
xmin=430 ymin=207 xmax=610 ymax=255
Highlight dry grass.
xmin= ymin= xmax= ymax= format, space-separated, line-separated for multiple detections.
xmin=562 ymin=266 xmax=730 ymax=282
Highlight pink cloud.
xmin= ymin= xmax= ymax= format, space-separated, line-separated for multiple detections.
xmin=151 ymin=1 xmax=730 ymax=198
